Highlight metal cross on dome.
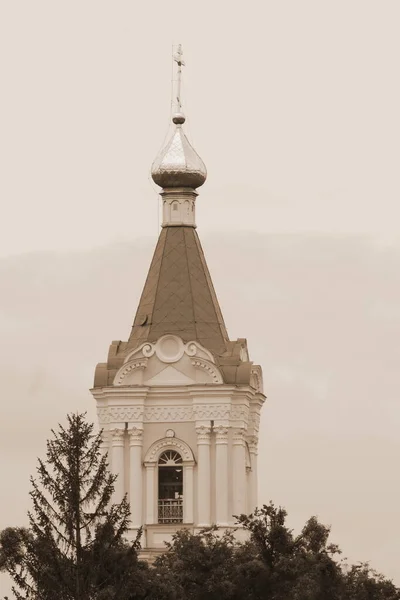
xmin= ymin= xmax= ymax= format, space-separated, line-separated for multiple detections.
xmin=173 ymin=44 xmax=185 ymax=114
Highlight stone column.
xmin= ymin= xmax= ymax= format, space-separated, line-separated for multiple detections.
xmin=214 ymin=426 xmax=229 ymax=526
xmin=128 ymin=427 xmax=143 ymax=529
xmin=196 ymin=425 xmax=211 ymax=527
xmin=247 ymin=436 xmax=259 ymax=513
xmin=145 ymin=463 xmax=156 ymax=524
xmin=111 ymin=428 xmax=125 ymax=503
xmin=232 ymin=428 xmax=247 ymax=517
xmin=183 ymin=463 xmax=194 ymax=524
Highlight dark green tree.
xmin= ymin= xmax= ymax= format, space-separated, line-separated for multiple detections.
xmin=343 ymin=563 xmax=400 ymax=600
xmin=236 ymin=504 xmax=344 ymax=599
xmin=149 ymin=504 xmax=400 ymax=600
xmin=0 ymin=413 xmax=143 ymax=600
xmin=153 ymin=526 xmax=239 ymax=600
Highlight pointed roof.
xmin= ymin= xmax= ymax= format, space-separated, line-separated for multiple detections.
xmin=127 ymin=226 xmax=229 ymax=356
xmin=92 ymin=47 xmax=257 ymax=389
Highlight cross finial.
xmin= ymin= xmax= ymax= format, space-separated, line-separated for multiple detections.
xmin=173 ymin=44 xmax=185 ymax=118
xmin=173 ymin=44 xmax=185 ymax=68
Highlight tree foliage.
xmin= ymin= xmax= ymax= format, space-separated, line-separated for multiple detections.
xmin=149 ymin=504 xmax=400 ymax=600
xmin=1 ymin=414 xmax=399 ymax=600
xmin=0 ymin=413 xmax=141 ymax=600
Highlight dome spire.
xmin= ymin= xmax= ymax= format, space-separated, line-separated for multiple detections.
xmin=151 ymin=45 xmax=207 ymax=228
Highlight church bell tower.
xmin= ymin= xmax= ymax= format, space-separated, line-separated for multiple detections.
xmin=91 ymin=46 xmax=265 ymax=550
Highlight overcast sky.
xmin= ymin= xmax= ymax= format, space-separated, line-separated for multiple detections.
xmin=1 ymin=0 xmax=399 ymax=594
xmin=1 ymin=0 xmax=400 ymax=256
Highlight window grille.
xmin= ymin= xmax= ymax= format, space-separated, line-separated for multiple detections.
xmin=158 ymin=451 xmax=183 ymax=524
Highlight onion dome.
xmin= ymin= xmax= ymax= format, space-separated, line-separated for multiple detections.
xmin=151 ymin=113 xmax=207 ymax=189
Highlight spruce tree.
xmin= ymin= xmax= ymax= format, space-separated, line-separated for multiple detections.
xmin=0 ymin=412 xmax=140 ymax=600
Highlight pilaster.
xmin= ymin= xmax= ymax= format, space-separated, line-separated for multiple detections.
xmin=111 ymin=427 xmax=125 ymax=503
xmin=232 ymin=427 xmax=247 ymax=519
xmin=128 ymin=426 xmax=144 ymax=528
xmin=195 ymin=425 xmax=211 ymax=527
xmin=183 ymin=463 xmax=194 ymax=524
xmin=214 ymin=425 xmax=229 ymax=526
xmin=247 ymin=435 xmax=259 ymax=513
xmin=144 ymin=462 xmax=156 ymax=524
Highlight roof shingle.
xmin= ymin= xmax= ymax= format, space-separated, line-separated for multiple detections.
xmin=127 ymin=226 xmax=229 ymax=356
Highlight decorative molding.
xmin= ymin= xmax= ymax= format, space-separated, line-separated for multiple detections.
xmin=246 ymin=435 xmax=259 ymax=455
xmin=125 ymin=337 xmax=215 ymax=364
xmin=232 ymin=428 xmax=246 ymax=445
xmin=114 ymin=406 xmax=143 ymax=421
xmin=214 ymin=425 xmax=229 ymax=444
xmin=230 ymin=406 xmax=249 ymax=422
xmin=184 ymin=342 xmax=198 ymax=357
xmin=144 ymin=406 xmax=193 ymax=422
xmin=98 ymin=404 xmax=253 ymax=425
xmin=142 ymin=343 xmax=155 ymax=358
xmin=115 ymin=359 xmax=148 ymax=385
xmin=195 ymin=425 xmax=212 ymax=443
xmin=111 ymin=428 xmax=125 ymax=444
xmin=98 ymin=406 xmax=144 ymax=424
xmin=155 ymin=335 xmax=185 ymax=363
xmin=193 ymin=404 xmax=230 ymax=420
xmin=100 ymin=405 xmax=235 ymax=424
xmin=250 ymin=366 xmax=264 ymax=394
xmin=97 ymin=408 xmax=109 ymax=424
xmin=145 ymin=437 xmax=195 ymax=463
xmin=128 ymin=427 xmax=144 ymax=445
xmin=184 ymin=340 xmax=215 ymax=362
xmin=165 ymin=429 xmax=175 ymax=438
xmin=191 ymin=359 xmax=223 ymax=383
xmin=248 ymin=412 xmax=261 ymax=433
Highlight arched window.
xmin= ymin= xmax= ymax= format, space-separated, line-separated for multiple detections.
xmin=158 ymin=451 xmax=183 ymax=524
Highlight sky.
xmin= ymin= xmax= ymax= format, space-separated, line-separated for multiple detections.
xmin=0 ymin=0 xmax=400 ymax=256
xmin=1 ymin=0 xmax=400 ymax=594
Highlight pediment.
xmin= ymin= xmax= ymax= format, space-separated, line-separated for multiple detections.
xmin=144 ymin=365 xmax=195 ymax=386
xmin=113 ymin=335 xmax=223 ymax=387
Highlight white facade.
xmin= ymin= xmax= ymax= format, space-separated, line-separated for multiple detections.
xmin=91 ymin=334 xmax=264 ymax=549
xmin=92 ymin=45 xmax=266 ymax=553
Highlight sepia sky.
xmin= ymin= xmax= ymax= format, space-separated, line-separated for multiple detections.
xmin=1 ymin=0 xmax=400 ymax=594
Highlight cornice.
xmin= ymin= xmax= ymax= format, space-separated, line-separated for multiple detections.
xmin=91 ymin=387 xmax=150 ymax=401
xmin=92 ymin=383 xmax=258 ymax=399
xmin=95 ymin=383 xmax=260 ymax=426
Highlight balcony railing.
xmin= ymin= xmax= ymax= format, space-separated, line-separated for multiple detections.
xmin=158 ymin=499 xmax=183 ymax=524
